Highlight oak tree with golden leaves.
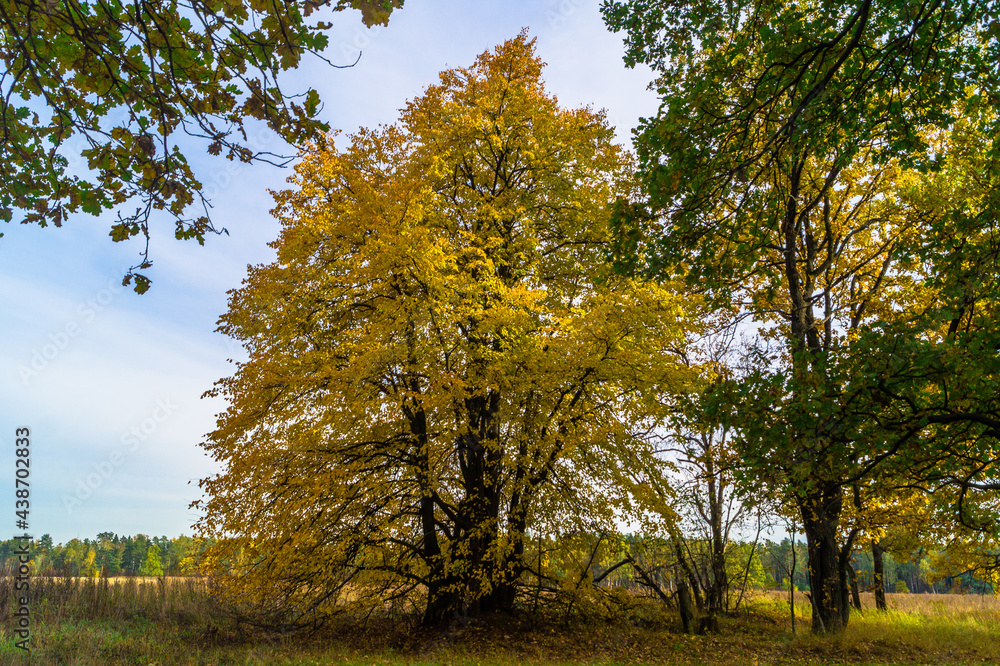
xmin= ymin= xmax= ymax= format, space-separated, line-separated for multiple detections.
xmin=194 ymin=33 xmax=695 ymax=628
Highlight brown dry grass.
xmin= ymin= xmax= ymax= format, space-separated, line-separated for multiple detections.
xmin=30 ymin=575 xmax=200 ymax=585
xmin=0 ymin=577 xmax=996 ymax=665
xmin=762 ymin=589 xmax=1000 ymax=615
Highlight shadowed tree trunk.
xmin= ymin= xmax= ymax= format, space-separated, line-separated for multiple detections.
xmin=703 ymin=435 xmax=729 ymax=620
xmin=838 ymin=525 xmax=860 ymax=626
xmin=872 ymin=540 xmax=888 ymax=611
xmin=790 ymin=520 xmax=797 ymax=634
xmin=801 ymin=485 xmax=845 ymax=634
xmin=848 ymin=563 xmax=862 ymax=611
xmin=677 ymin=578 xmax=695 ymax=634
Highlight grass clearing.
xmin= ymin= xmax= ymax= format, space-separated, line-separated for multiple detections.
xmin=0 ymin=576 xmax=998 ymax=665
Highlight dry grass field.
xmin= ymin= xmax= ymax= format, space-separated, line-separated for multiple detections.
xmin=29 ymin=575 xmax=191 ymax=586
xmin=0 ymin=576 xmax=998 ymax=665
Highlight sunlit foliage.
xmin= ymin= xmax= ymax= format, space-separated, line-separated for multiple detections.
xmin=195 ymin=33 xmax=696 ymax=628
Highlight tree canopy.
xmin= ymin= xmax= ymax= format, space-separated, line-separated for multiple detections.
xmin=603 ymin=0 xmax=1000 ymax=633
xmin=0 ymin=0 xmax=401 ymax=291
xmin=195 ymin=33 xmax=696 ymax=628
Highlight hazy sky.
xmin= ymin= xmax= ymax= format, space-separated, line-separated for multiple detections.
xmin=0 ymin=0 xmax=659 ymax=543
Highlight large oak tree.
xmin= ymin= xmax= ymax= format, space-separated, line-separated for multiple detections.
xmin=603 ymin=0 xmax=1000 ymax=633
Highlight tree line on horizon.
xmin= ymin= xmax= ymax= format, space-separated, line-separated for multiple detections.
xmin=0 ymin=533 xmax=207 ymax=578
xmin=1 ymin=532 xmax=991 ymax=603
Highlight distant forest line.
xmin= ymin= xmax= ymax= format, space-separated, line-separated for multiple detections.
xmin=0 ymin=533 xmax=206 ymax=578
xmin=0 ymin=534 xmax=991 ymax=599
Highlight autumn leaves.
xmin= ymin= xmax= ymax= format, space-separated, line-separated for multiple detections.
xmin=196 ymin=1 xmax=1000 ymax=633
xmin=195 ymin=34 xmax=696 ymax=627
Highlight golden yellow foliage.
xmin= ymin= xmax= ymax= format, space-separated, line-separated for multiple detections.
xmin=194 ymin=33 xmax=696 ymax=628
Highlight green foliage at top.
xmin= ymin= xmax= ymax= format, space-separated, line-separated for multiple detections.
xmin=602 ymin=0 xmax=999 ymax=288
xmin=0 ymin=0 xmax=402 ymax=291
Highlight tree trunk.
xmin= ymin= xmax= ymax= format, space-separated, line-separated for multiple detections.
xmin=705 ymin=445 xmax=728 ymax=616
xmin=412 ymin=401 xmax=460 ymax=627
xmin=677 ymin=578 xmax=694 ymax=634
xmin=839 ymin=558 xmax=850 ymax=627
xmin=800 ymin=485 xmax=846 ymax=634
xmin=673 ymin=536 xmax=705 ymax=614
xmin=837 ymin=533 xmax=859 ymax=627
xmin=872 ymin=540 xmax=887 ymax=611
xmin=479 ymin=562 xmax=519 ymax=615
xmin=481 ymin=501 xmax=530 ymax=616
xmin=848 ymin=563 xmax=862 ymax=611
xmin=423 ymin=584 xmax=462 ymax=626
xmin=789 ymin=522 xmax=797 ymax=634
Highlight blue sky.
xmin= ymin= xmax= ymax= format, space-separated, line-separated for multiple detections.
xmin=0 ymin=0 xmax=658 ymax=543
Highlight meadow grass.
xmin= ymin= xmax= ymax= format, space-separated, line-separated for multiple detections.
xmin=793 ymin=591 xmax=1000 ymax=665
xmin=0 ymin=575 xmax=997 ymax=665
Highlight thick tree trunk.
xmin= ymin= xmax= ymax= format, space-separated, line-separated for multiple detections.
xmin=872 ymin=540 xmax=887 ymax=611
xmin=839 ymin=560 xmax=850 ymax=627
xmin=423 ymin=584 xmax=462 ymax=626
xmin=838 ymin=533 xmax=859 ymax=626
xmin=781 ymin=151 xmax=847 ymax=635
xmin=482 ymin=510 xmax=529 ymax=616
xmin=423 ymin=533 xmax=522 ymax=624
xmin=447 ymin=388 xmax=510 ymax=621
xmin=800 ymin=485 xmax=846 ymax=634
xmin=478 ymin=578 xmax=517 ymax=615
xmin=677 ymin=578 xmax=695 ymax=634
xmin=781 ymin=150 xmax=848 ymax=635
xmin=477 ymin=536 xmax=523 ymax=617
xmin=411 ymin=400 xmax=460 ymax=627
